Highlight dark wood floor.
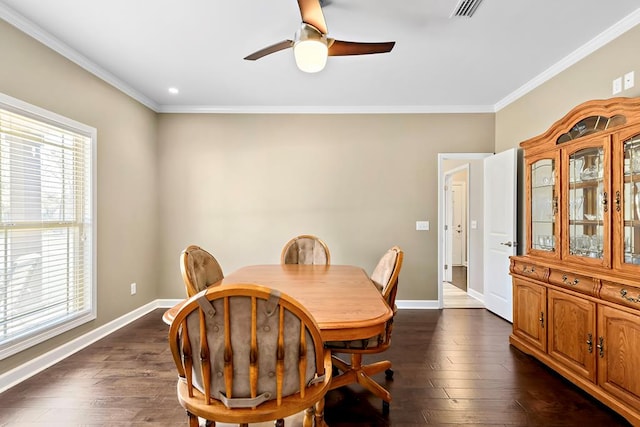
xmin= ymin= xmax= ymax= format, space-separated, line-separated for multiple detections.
xmin=0 ymin=308 xmax=631 ymax=426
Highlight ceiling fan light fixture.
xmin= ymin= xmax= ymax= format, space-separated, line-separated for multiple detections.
xmin=294 ymin=40 xmax=328 ymax=73
xmin=293 ymin=23 xmax=328 ymax=73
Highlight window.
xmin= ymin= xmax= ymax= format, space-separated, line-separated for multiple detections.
xmin=0 ymin=93 xmax=95 ymax=359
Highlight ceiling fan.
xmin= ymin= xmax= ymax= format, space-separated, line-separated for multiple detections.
xmin=244 ymin=0 xmax=395 ymax=73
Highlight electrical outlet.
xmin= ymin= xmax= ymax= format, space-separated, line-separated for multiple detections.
xmin=624 ymin=71 xmax=635 ymax=90
xmin=613 ymin=77 xmax=622 ymax=95
xmin=130 ymin=282 xmax=137 ymax=295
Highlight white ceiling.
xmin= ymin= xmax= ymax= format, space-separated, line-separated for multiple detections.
xmin=1 ymin=0 xmax=640 ymax=113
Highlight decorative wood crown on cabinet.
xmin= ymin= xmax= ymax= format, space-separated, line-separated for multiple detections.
xmin=510 ymin=97 xmax=640 ymax=427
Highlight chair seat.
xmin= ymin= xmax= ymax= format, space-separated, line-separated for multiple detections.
xmin=203 ymin=410 xmax=305 ymax=427
xmin=324 ymin=335 xmax=384 ymax=350
xmin=177 ymin=372 xmax=330 ymax=425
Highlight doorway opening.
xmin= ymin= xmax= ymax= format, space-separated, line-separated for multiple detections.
xmin=437 ymin=153 xmax=492 ymax=309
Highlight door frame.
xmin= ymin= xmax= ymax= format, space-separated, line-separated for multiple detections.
xmin=437 ymin=153 xmax=493 ymax=308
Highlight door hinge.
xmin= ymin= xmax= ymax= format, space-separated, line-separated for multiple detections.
xmin=444 ymin=225 xmax=448 ymax=230
xmin=444 ymin=264 xmax=449 ymax=270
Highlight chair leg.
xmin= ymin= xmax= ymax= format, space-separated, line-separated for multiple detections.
xmin=303 ymin=406 xmax=315 ymax=427
xmin=314 ymin=397 xmax=328 ymax=427
xmin=186 ymin=411 xmax=199 ymax=427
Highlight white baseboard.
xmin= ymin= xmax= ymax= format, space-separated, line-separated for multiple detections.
xmin=0 ymin=297 xmax=437 ymax=393
xmin=0 ymin=300 xmax=160 ymax=394
xmin=156 ymin=298 xmax=183 ymax=308
xmin=467 ymin=288 xmax=484 ymax=302
xmin=396 ymin=299 xmax=439 ymax=309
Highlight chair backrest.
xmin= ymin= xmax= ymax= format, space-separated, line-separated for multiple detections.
xmin=180 ymin=245 xmax=224 ymax=297
xmin=280 ymin=235 xmax=330 ymax=265
xmin=370 ymin=245 xmax=404 ymax=309
xmin=371 ymin=246 xmax=403 ymax=348
xmin=168 ymin=283 xmax=331 ymax=424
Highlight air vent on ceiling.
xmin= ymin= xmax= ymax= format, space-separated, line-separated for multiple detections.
xmin=451 ymin=0 xmax=483 ymax=18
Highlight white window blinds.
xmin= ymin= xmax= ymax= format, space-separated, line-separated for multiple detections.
xmin=0 ymin=94 xmax=95 ymax=360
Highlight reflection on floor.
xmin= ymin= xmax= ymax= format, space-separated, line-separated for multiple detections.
xmin=443 ymin=281 xmax=484 ymax=308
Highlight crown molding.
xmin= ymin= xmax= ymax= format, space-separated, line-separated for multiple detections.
xmin=157 ymin=104 xmax=495 ymax=114
xmin=0 ymin=3 xmax=159 ymax=112
xmin=495 ymin=7 xmax=640 ymax=112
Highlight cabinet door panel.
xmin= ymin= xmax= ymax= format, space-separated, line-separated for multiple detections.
xmin=613 ymin=125 xmax=640 ymax=273
xmin=527 ymin=152 xmax=560 ymax=259
xmin=598 ymin=305 xmax=640 ymax=409
xmin=562 ymin=136 xmax=611 ymax=268
xmin=512 ymin=279 xmax=546 ymax=352
xmin=547 ymin=289 xmax=596 ymax=382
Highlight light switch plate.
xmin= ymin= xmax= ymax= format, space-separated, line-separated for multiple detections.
xmin=613 ymin=77 xmax=622 ymax=95
xmin=624 ymin=71 xmax=635 ymax=90
xmin=416 ymin=220 xmax=429 ymax=231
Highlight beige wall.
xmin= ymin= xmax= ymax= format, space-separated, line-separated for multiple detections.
xmin=157 ymin=113 xmax=495 ymax=301
xmin=496 ymin=22 xmax=640 ymax=254
xmin=0 ymin=20 xmax=159 ymax=372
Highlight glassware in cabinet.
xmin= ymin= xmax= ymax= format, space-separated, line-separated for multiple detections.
xmin=622 ymin=134 xmax=640 ymax=265
xmin=530 ymin=158 xmax=557 ymax=253
xmin=567 ymin=147 xmax=604 ymax=259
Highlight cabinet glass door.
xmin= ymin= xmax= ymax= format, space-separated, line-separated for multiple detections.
xmin=622 ymin=134 xmax=640 ymax=266
xmin=531 ymin=158 xmax=556 ymax=253
xmin=568 ymin=147 xmax=604 ymax=259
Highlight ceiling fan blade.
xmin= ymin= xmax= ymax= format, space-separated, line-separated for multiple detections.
xmin=244 ymin=40 xmax=294 ymax=60
xmin=297 ymin=0 xmax=328 ymax=34
xmin=328 ymin=40 xmax=396 ymax=56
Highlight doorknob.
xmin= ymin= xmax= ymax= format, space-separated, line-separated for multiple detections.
xmin=500 ymin=241 xmax=517 ymax=247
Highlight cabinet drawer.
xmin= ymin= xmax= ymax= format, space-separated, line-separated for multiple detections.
xmin=510 ymin=259 xmax=549 ymax=282
xmin=600 ymin=281 xmax=640 ymax=313
xmin=548 ymin=270 xmax=599 ymax=296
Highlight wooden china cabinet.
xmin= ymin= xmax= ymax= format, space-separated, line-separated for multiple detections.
xmin=510 ymin=97 xmax=640 ymax=426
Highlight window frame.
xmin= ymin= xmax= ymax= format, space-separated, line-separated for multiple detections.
xmin=0 ymin=92 xmax=97 ymax=360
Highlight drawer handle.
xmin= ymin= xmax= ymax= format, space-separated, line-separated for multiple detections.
xmin=586 ymin=333 xmax=593 ymax=354
xmin=539 ymin=311 xmax=544 ymax=328
xmin=522 ymin=266 xmax=535 ymax=274
xmin=562 ymin=275 xmax=579 ymax=286
xmin=620 ymin=289 xmax=640 ymax=304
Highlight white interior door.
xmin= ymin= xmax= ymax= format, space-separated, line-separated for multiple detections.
xmin=444 ymin=175 xmax=453 ymax=283
xmin=483 ymin=148 xmax=517 ymax=322
xmin=452 ymin=183 xmax=465 ymax=266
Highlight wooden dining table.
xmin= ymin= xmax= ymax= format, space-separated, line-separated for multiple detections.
xmin=163 ymin=264 xmax=393 ymax=342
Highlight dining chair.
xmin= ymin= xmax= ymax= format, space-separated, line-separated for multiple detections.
xmin=168 ymin=283 xmax=332 ymax=427
xmin=180 ymin=245 xmax=224 ymax=297
xmin=326 ymin=245 xmax=404 ymax=413
xmin=280 ymin=235 xmax=331 ymax=265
